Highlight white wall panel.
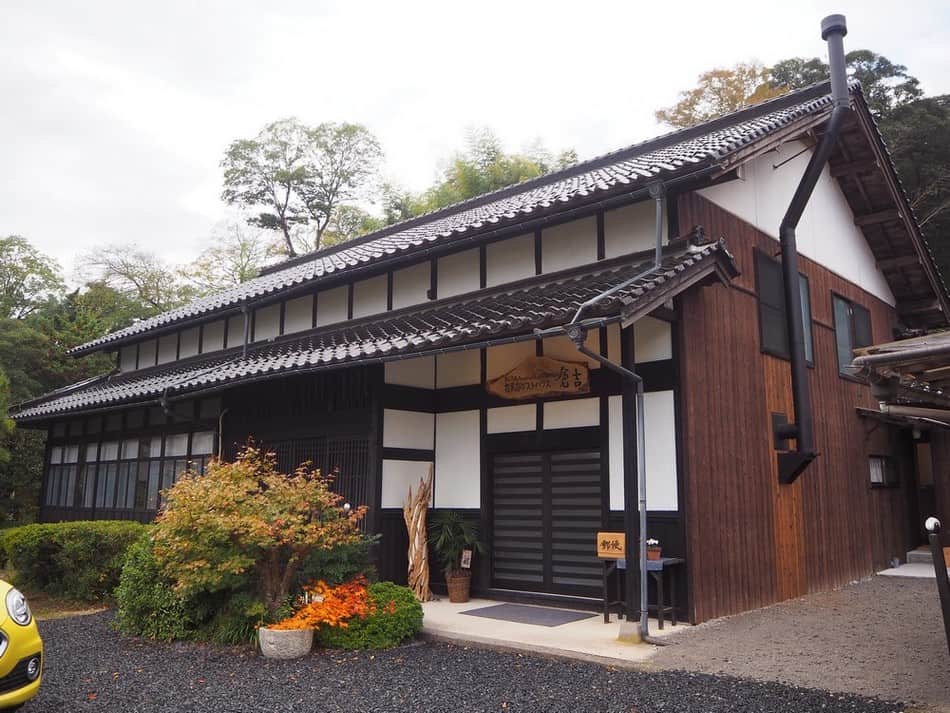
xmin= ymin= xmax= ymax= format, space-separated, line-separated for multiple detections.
xmin=384 ymin=356 xmax=435 ymax=389
xmin=486 ymin=404 xmax=536 ymax=434
xmin=608 ymin=395 xmax=624 ymax=510
xmin=698 ymin=140 xmax=895 ymax=305
xmin=226 ymin=314 xmax=244 ymax=348
xmin=437 ymin=249 xmax=480 ymax=298
xmin=485 ymin=234 xmax=535 ymax=287
xmin=179 ymin=327 xmax=200 ymax=359
xmin=383 ymin=409 xmax=434 ymax=450
xmin=436 ymin=349 xmax=481 ymax=388
xmin=119 ymin=345 xmax=137 ymax=372
xmin=634 ymin=317 xmax=672 ymax=363
xmin=157 ymin=334 xmax=177 ymax=365
xmin=253 ymin=303 xmax=281 ymax=342
xmin=543 ymin=398 xmax=600 ymax=429
xmin=316 ymin=286 xmax=348 ymax=326
xmin=542 ymin=333 xmax=601 ymax=369
xmin=382 ymin=460 xmax=432 ymax=508
xmin=352 ymin=275 xmax=388 ymax=318
xmin=138 ymin=339 xmax=156 ymax=367
xmin=644 ymin=390 xmax=678 ymax=511
xmin=435 ymin=410 xmax=480 ymax=508
xmin=542 ymin=216 xmax=597 ymax=273
xmin=605 ymin=200 xmax=666 ymax=259
xmin=201 ymin=320 xmax=225 ymax=353
xmin=284 ymin=295 xmax=313 ymax=334
xmin=486 ymin=340 xmax=535 ymax=380
xmin=392 ymin=262 xmax=430 ymax=310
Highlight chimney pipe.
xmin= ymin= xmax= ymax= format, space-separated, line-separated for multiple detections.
xmin=773 ymin=14 xmax=850 ymax=484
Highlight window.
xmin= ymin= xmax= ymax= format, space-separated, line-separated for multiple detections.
xmin=869 ymin=456 xmax=898 ymax=487
xmin=833 ymin=295 xmax=872 ymax=376
xmin=755 ymin=250 xmax=814 ymax=364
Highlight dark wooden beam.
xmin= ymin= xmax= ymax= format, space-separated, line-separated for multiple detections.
xmin=830 ymin=159 xmax=879 ymax=177
xmin=878 ymin=254 xmax=920 ymax=271
xmin=898 ymin=299 xmax=941 ymax=317
xmin=854 ymin=208 xmax=902 ymax=227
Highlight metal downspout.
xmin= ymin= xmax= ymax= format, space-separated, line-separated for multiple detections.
xmin=773 ymin=14 xmax=851 ymax=484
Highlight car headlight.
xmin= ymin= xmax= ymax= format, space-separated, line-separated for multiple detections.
xmin=5 ymin=589 xmax=31 ymax=626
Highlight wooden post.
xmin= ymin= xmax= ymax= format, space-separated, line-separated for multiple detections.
xmin=403 ymin=464 xmax=434 ymax=602
xmin=925 ymin=517 xmax=950 ymax=655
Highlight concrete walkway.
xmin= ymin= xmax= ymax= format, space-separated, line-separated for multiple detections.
xmin=878 ymin=561 xmax=950 ymax=578
xmin=421 ymin=597 xmax=684 ymax=667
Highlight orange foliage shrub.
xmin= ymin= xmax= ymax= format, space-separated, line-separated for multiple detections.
xmin=270 ymin=576 xmax=372 ymax=631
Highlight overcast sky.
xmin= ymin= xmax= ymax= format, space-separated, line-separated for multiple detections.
xmin=2 ymin=0 xmax=948 ymax=278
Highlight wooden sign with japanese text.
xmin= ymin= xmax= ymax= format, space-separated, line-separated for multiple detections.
xmin=596 ymin=531 xmax=626 ymax=559
xmin=486 ymin=355 xmax=590 ymax=401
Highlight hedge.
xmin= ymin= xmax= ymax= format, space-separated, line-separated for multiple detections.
xmin=316 ymin=581 xmax=423 ymax=650
xmin=2 ymin=520 xmax=147 ymax=602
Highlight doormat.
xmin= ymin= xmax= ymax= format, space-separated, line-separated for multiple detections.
xmin=460 ymin=603 xmax=595 ymax=627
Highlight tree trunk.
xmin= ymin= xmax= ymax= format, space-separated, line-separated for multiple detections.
xmin=403 ymin=465 xmax=433 ymax=602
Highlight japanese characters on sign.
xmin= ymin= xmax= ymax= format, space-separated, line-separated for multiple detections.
xmin=486 ymin=355 xmax=590 ymax=400
xmin=596 ymin=531 xmax=626 ymax=559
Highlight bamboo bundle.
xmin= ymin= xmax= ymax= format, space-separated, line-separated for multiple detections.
xmin=403 ymin=463 xmax=433 ymax=602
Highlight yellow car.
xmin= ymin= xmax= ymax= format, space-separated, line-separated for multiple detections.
xmin=0 ymin=581 xmax=42 ymax=710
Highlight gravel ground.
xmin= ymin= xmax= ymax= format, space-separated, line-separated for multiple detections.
xmin=23 ymin=611 xmax=905 ymax=713
xmin=650 ymin=575 xmax=949 ymax=710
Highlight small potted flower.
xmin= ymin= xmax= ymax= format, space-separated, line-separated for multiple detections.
xmin=429 ymin=511 xmax=485 ymax=603
xmin=646 ymin=538 xmax=662 ymax=561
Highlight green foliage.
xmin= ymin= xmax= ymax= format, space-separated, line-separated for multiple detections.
xmin=114 ymin=532 xmax=197 ymax=640
xmin=0 ymin=235 xmax=64 ymax=320
xmin=0 ymin=429 xmax=42 ymax=524
xmin=299 ymin=533 xmax=379 ymax=587
xmin=0 ymin=370 xmax=13 ymax=466
xmin=76 ymin=245 xmax=195 ymax=313
xmin=428 ymin=510 xmax=485 ymax=577
xmin=316 ymin=582 xmax=422 ymax=650
xmin=199 ymin=591 xmax=268 ymax=645
xmin=2 ymin=520 xmax=146 ymax=602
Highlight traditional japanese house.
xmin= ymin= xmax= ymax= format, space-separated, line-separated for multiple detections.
xmin=12 ymin=77 xmax=950 ymax=624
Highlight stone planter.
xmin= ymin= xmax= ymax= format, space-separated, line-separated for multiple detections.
xmin=258 ymin=627 xmax=314 ymax=659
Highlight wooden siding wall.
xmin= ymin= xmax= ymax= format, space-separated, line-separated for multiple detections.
xmin=678 ymin=192 xmax=918 ymax=623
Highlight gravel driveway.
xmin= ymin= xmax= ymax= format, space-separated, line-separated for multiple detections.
xmin=650 ymin=575 xmax=949 ymax=710
xmin=24 ymin=611 xmax=905 ymax=713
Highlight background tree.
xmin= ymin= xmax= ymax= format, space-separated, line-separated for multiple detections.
xmin=0 ymin=235 xmax=64 ymax=319
xmin=77 ymin=245 xmax=193 ymax=314
xmin=655 ymin=62 xmax=784 ymax=129
xmin=182 ymin=221 xmax=276 ymax=294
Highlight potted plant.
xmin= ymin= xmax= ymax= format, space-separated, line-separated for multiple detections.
xmin=429 ymin=511 xmax=485 ymax=603
xmin=646 ymin=538 xmax=662 ymax=561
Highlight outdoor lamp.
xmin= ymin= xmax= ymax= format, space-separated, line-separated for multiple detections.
xmin=925 ymin=516 xmax=941 ymax=534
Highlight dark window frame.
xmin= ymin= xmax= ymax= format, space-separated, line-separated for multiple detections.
xmin=832 ymin=292 xmax=873 ymax=379
xmin=868 ymin=454 xmax=899 ymax=488
xmin=753 ymin=249 xmax=815 ymax=367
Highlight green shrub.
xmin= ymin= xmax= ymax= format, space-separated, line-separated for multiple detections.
xmin=199 ymin=591 xmax=268 ymax=645
xmin=299 ymin=534 xmax=379 ymax=587
xmin=316 ymin=582 xmax=422 ymax=650
xmin=3 ymin=521 xmax=146 ymax=602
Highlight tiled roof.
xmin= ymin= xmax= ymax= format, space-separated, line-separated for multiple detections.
xmin=69 ymin=82 xmax=841 ymax=356
xmin=13 ymin=241 xmax=737 ymax=421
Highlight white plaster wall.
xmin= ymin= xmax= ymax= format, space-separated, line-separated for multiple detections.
xmin=634 ymin=317 xmax=672 ymax=363
xmin=543 ymin=397 xmax=600 ymax=429
xmin=605 ymin=200 xmax=666 ymax=259
xmin=157 ymin=334 xmax=177 ymax=365
xmin=179 ymin=327 xmax=200 ymax=359
xmin=437 ymin=249 xmax=480 ymax=298
xmin=253 ymin=304 xmax=281 ymax=342
xmin=226 ymin=314 xmax=244 ymax=349
xmin=119 ymin=345 xmax=137 ymax=372
xmin=316 ymin=286 xmax=348 ymax=327
xmin=486 ymin=234 xmax=535 ymax=287
xmin=436 ymin=350 xmax=481 ymax=388
xmin=392 ymin=262 xmax=430 ymax=310
xmin=542 ymin=216 xmax=597 ymax=273
xmin=352 ymin=275 xmax=388 ymax=319
xmin=382 ymin=459 xmax=432 ymax=508
xmin=608 ymin=390 xmax=679 ymax=511
xmin=284 ymin=295 xmax=313 ymax=334
xmin=487 ymin=404 xmax=536 ymax=434
xmin=542 ymin=333 xmax=601 ymax=369
xmin=202 ymin=320 xmax=225 ymax=353
xmin=383 ymin=409 xmax=434 ymax=450
xmin=698 ymin=139 xmax=895 ymax=305
xmin=384 ymin=356 xmax=435 ymax=389
xmin=486 ymin=340 xmax=536 ymax=380
xmin=434 ymin=410 xmax=480 ymax=508
xmin=138 ymin=339 xmax=156 ymax=368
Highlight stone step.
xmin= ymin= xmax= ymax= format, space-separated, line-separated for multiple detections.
xmin=906 ymin=549 xmax=933 ymax=565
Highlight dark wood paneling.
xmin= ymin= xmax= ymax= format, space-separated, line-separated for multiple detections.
xmin=678 ymin=192 xmax=918 ymax=623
